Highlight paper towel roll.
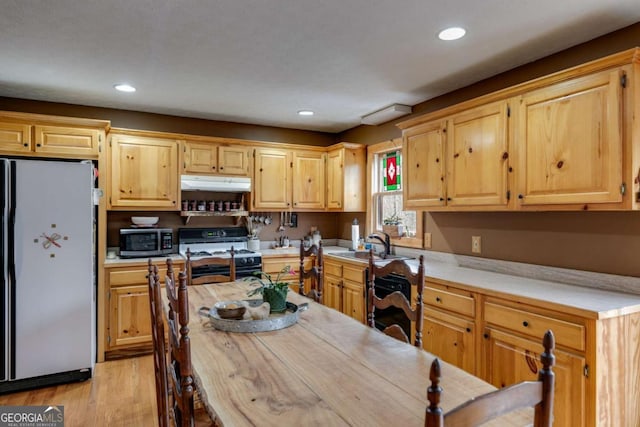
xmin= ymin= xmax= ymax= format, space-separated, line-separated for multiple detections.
xmin=351 ymin=223 xmax=359 ymax=250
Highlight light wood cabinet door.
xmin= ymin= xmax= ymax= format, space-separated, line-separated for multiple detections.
xmin=447 ymin=100 xmax=509 ymax=207
xmin=516 ymin=68 xmax=624 ymax=206
xmin=0 ymin=122 xmax=32 ymax=154
xmin=343 ymin=279 xmax=365 ymax=323
xmin=292 ymin=150 xmax=325 ymax=210
xmin=109 ymin=285 xmax=152 ymax=349
xmin=423 ymin=308 xmax=476 ymax=375
xmin=253 ymin=147 xmax=291 ymax=209
xmin=219 ymin=146 xmax=250 ymax=176
xmin=403 ymin=120 xmax=447 ymax=207
xmin=326 ymin=145 xmax=366 ymax=212
xmin=109 ymin=134 xmax=179 ymax=209
xmin=484 ymin=328 xmax=586 ymax=427
xmin=323 ymin=275 xmax=342 ymax=312
xmin=326 ymin=149 xmax=344 ymax=210
xmin=34 ymin=125 xmax=100 ymax=157
xmin=184 ymin=141 xmax=217 ymax=174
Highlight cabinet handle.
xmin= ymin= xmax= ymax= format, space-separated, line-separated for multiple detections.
xmin=518 ymin=194 xmax=524 ymax=199
xmin=36 ymin=143 xmax=41 ymax=147
xmin=522 ymin=321 xmax=529 ymax=327
xmin=23 ymin=143 xmax=28 ymax=147
xmin=439 ymin=197 xmax=444 ymax=201
xmin=447 ymin=197 xmax=452 ymax=201
xmin=435 ymin=296 xmax=441 ymax=303
xmin=483 ymin=333 xmax=489 ymax=339
xmin=220 ymin=166 xmax=224 ymax=170
xmin=466 ymin=327 xmax=471 ymax=333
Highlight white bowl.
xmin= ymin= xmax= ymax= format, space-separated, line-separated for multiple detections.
xmin=131 ymin=216 xmax=159 ymax=226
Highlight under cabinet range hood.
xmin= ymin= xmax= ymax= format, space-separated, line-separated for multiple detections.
xmin=181 ymin=175 xmax=251 ymax=192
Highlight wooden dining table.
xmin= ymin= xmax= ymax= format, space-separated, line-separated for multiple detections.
xmin=185 ymin=281 xmax=532 ymax=426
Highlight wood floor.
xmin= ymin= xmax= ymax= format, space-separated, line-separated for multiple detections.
xmin=0 ymin=355 xmax=158 ymax=427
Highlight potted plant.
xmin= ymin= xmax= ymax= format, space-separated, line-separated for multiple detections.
xmin=245 ymin=266 xmax=296 ymax=313
xmin=382 ymin=213 xmax=404 ymax=237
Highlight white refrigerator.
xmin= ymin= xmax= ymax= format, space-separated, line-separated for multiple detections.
xmin=1 ymin=158 xmax=95 ymax=393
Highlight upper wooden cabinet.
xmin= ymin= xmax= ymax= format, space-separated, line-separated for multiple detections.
xmin=253 ymin=147 xmax=291 ymax=210
xmin=253 ymin=146 xmax=328 ymax=211
xmin=0 ymin=112 xmax=108 ymax=159
xmin=514 ymin=67 xmax=625 ymax=207
xmin=399 ymin=48 xmax=640 ymax=211
xmin=108 ymin=132 xmax=180 ymax=210
xmin=183 ymin=140 xmax=250 ymax=176
xmin=327 ymin=144 xmax=366 ymax=211
xmin=292 ymin=150 xmax=326 ymax=210
xmin=402 ymin=100 xmax=509 ymax=210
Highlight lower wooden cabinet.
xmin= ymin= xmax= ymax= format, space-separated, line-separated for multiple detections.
xmin=105 ymin=260 xmax=183 ymax=357
xmin=323 ymin=257 xmax=367 ymax=322
xmin=484 ymin=328 xmax=586 ymax=427
xmin=423 ymin=308 xmax=476 ymax=375
xmin=262 ymin=254 xmax=309 ymax=295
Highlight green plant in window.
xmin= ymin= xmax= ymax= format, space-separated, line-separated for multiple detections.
xmin=383 ymin=212 xmax=403 ymax=225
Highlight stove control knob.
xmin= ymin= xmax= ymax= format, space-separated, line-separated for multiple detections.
xmin=239 ymin=257 xmax=247 ymax=265
xmin=219 ymin=230 xmax=227 ymax=237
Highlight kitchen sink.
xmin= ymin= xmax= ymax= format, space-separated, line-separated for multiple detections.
xmin=330 ymin=251 xmax=413 ymax=261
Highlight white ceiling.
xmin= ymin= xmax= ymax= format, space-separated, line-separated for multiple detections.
xmin=1 ymin=1 xmax=639 ymax=133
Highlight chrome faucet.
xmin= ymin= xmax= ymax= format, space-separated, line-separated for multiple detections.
xmin=367 ymin=232 xmax=391 ymax=258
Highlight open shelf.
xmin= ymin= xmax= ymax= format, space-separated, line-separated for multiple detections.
xmin=180 ymin=210 xmax=248 ymax=224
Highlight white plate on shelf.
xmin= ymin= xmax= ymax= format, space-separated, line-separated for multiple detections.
xmin=131 ymin=216 xmax=159 ymax=226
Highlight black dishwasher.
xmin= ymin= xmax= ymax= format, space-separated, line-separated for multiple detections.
xmin=366 ymin=270 xmax=412 ymax=339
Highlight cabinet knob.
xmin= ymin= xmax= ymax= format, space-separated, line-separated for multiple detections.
xmin=36 ymin=143 xmax=41 ymax=147
xmin=522 ymin=321 xmax=529 ymax=327
xmin=220 ymin=166 xmax=224 ymax=170
xmin=483 ymin=333 xmax=489 ymax=339
xmin=518 ymin=194 xmax=524 ymax=199
xmin=435 ymin=296 xmax=441 ymax=303
xmin=466 ymin=327 xmax=471 ymax=333
xmin=439 ymin=197 xmax=444 ymax=201
xmin=447 ymin=197 xmax=452 ymax=201
xmin=435 ymin=158 xmax=439 ymax=163
xmin=212 ymin=166 xmax=216 ymax=170
xmin=416 ymin=163 xmax=420 ymax=168
xmin=23 ymin=143 xmax=28 ymax=147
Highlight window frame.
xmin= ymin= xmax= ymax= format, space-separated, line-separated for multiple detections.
xmin=367 ymin=138 xmax=423 ymax=249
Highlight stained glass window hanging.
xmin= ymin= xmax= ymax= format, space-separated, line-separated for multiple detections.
xmin=381 ymin=151 xmax=401 ymax=191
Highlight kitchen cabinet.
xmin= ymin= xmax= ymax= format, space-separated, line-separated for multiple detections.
xmin=292 ymin=150 xmax=326 ymax=210
xmin=326 ymin=143 xmax=366 ymax=211
xmin=399 ymin=48 xmax=640 ymax=211
xmin=262 ymin=254 xmax=312 ymax=295
xmin=0 ymin=114 xmax=107 ymax=159
xmin=514 ymin=67 xmax=625 ymax=207
xmin=105 ymin=260 xmax=184 ymax=357
xmin=253 ymin=147 xmax=291 ymax=209
xmin=401 ymin=100 xmax=509 ymax=210
xmin=108 ymin=132 xmax=180 ymax=210
xmin=403 ymin=121 xmax=447 ymax=208
xmin=253 ymin=147 xmax=326 ymax=211
xmin=183 ymin=140 xmax=250 ymax=176
xmin=421 ymin=282 xmax=477 ymax=375
xmin=323 ymin=257 xmax=367 ymax=322
xmin=482 ymin=298 xmax=588 ymax=427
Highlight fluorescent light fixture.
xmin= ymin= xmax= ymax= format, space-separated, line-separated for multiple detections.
xmin=114 ymin=83 xmax=136 ymax=92
xmin=438 ymin=27 xmax=466 ymax=41
xmin=298 ymin=110 xmax=314 ymax=116
xmin=361 ymin=104 xmax=412 ymax=125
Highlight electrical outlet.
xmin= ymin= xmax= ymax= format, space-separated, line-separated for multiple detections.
xmin=424 ymin=232 xmax=432 ymax=249
xmin=471 ymin=236 xmax=482 ymax=254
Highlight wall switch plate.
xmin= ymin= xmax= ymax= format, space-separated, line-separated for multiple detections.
xmin=471 ymin=236 xmax=482 ymax=254
xmin=424 ymin=232 xmax=432 ymax=249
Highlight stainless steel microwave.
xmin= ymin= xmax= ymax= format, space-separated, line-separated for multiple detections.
xmin=119 ymin=228 xmax=174 ymax=258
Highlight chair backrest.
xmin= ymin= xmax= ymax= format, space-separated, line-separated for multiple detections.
xmin=425 ymin=330 xmax=556 ymax=427
xmin=186 ymin=247 xmax=236 ymax=285
xmin=367 ymin=250 xmax=425 ymax=347
xmin=165 ymin=259 xmax=195 ymax=427
xmin=147 ymin=260 xmax=169 ymax=427
xmin=298 ymin=241 xmax=323 ymax=303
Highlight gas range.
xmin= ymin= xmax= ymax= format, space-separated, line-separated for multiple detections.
xmin=178 ymin=227 xmax=262 ymax=277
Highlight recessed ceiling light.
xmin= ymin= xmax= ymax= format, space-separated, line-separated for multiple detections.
xmin=438 ymin=27 xmax=466 ymax=41
xmin=297 ymin=110 xmax=314 ymax=116
xmin=114 ymin=83 xmax=136 ymax=93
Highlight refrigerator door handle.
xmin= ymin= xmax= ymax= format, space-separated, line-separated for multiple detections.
xmin=1 ymin=160 xmax=7 ymax=381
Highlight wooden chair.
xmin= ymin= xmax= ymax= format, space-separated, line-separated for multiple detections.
xmin=367 ymin=250 xmax=425 ymax=347
xmin=298 ymin=241 xmax=323 ymax=303
xmin=147 ymin=259 xmax=169 ymax=427
xmin=425 ymin=330 xmax=556 ymax=427
xmin=186 ymin=247 xmax=236 ymax=285
xmin=165 ymin=261 xmax=196 ymax=427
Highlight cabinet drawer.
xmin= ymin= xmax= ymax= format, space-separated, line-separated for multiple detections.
xmin=424 ymin=285 xmax=475 ymax=317
xmin=343 ymin=265 xmax=364 ymax=283
xmin=108 ymin=266 xmax=172 ymax=287
xmin=484 ymin=302 xmax=585 ymax=351
xmin=324 ymin=261 xmax=343 ymax=277
xmin=262 ymin=258 xmax=298 ymax=274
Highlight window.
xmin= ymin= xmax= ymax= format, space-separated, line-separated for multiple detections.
xmin=368 ymin=139 xmax=423 ymax=248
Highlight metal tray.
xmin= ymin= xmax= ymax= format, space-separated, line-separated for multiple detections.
xmin=201 ymin=300 xmax=308 ymax=333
